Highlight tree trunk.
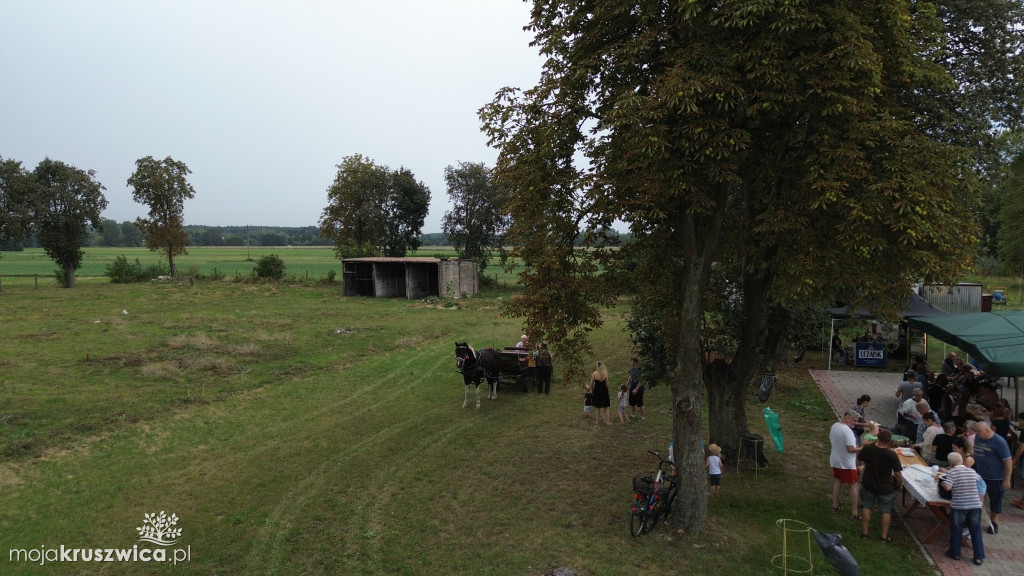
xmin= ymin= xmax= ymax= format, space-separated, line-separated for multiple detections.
xmin=668 ymin=265 xmax=709 ymax=533
xmin=168 ymin=245 xmax=177 ymax=277
xmin=705 ymin=260 xmax=776 ymax=456
xmin=705 ymin=358 xmax=747 ymax=456
xmin=64 ymin=266 xmax=76 ymax=288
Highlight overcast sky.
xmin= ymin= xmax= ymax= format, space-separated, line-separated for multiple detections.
xmin=0 ymin=0 xmax=544 ymax=233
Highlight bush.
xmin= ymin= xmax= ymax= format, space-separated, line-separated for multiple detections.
xmin=253 ymin=254 xmax=286 ymax=280
xmin=142 ymin=263 xmax=169 ymax=280
xmin=106 ymin=256 xmax=144 ymax=283
xmin=105 ymin=256 xmax=168 ymax=283
xmin=974 ymin=254 xmax=1002 ymax=276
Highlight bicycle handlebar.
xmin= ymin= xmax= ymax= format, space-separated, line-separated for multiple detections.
xmin=648 ymin=450 xmax=675 ymax=465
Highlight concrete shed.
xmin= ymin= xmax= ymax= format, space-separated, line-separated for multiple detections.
xmin=341 ymin=257 xmax=478 ymax=299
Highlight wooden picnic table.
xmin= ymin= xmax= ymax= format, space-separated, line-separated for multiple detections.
xmin=896 ymin=447 xmax=951 ymax=544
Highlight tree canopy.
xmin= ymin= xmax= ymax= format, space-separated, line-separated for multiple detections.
xmin=127 ymin=156 xmax=196 ymax=276
xmin=995 ymin=131 xmax=1024 ymax=272
xmin=0 ymin=157 xmax=39 ymax=246
xmin=319 ymin=155 xmax=430 ymax=258
xmin=442 ymin=161 xmax=509 ymax=272
xmin=32 ymin=158 xmax=108 ymax=287
xmin=481 ymin=0 xmax=1023 ymax=533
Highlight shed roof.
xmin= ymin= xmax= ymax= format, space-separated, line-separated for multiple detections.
xmin=342 ymin=257 xmax=445 ymax=264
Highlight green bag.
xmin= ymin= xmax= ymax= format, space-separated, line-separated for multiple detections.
xmin=764 ymin=407 xmax=784 ymax=453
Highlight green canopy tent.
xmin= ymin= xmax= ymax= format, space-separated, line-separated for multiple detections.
xmin=907 ymin=310 xmax=1024 ymax=414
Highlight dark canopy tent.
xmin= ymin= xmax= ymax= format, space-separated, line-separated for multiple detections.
xmin=826 ymin=293 xmax=948 ymax=370
xmin=908 ymin=310 xmax=1023 ymax=415
xmin=827 ymin=292 xmax=949 ymax=319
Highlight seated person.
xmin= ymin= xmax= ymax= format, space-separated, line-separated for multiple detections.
xmin=911 ymin=355 xmax=934 ymax=383
xmin=514 ymin=334 xmax=529 ymax=349
xmin=831 ymin=330 xmax=845 ymax=364
xmin=990 ymin=403 xmax=1012 ymax=445
xmin=913 ymin=401 xmax=940 ymax=445
xmin=940 ymin=352 xmax=958 ymax=377
xmin=931 ymin=422 xmax=957 ymax=467
xmin=899 ymin=389 xmax=925 ymax=436
xmin=927 ymin=374 xmax=947 ymax=415
xmin=896 ymin=373 xmax=919 ymax=402
xmin=862 ymin=421 xmax=881 ymax=443
xmin=974 ymin=382 xmax=999 ymax=412
xmin=918 ymin=414 xmax=942 ymax=464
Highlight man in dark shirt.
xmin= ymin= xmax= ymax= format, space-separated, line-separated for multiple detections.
xmin=931 ymin=422 xmax=957 ymax=466
xmin=832 ymin=330 xmax=845 ymax=364
xmin=857 ymin=428 xmax=903 ymax=542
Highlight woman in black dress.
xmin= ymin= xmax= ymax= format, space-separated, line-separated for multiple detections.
xmin=590 ymin=361 xmax=612 ymax=425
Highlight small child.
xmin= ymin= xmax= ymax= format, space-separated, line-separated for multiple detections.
xmin=616 ymin=384 xmax=629 ymax=423
xmin=706 ymin=444 xmax=723 ymax=496
xmin=583 ymin=385 xmax=594 ymax=419
xmin=863 ymin=421 xmax=880 ymax=443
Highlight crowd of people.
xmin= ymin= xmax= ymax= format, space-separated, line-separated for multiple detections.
xmin=830 ymin=360 xmax=1024 ymax=567
xmin=512 ymin=335 xmax=647 ymax=426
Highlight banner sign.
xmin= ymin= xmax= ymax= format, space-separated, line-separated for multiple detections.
xmin=854 ymin=343 xmax=888 ymax=368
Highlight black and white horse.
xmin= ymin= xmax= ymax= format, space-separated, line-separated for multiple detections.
xmin=454 ymin=341 xmax=501 ymax=408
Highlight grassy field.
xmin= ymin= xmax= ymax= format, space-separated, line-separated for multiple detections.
xmin=0 ymin=278 xmax=934 ymax=575
xmin=0 ymin=247 xmax=523 ymax=288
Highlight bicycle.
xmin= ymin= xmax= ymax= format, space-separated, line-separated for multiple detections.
xmin=629 ymin=450 xmax=678 ymax=537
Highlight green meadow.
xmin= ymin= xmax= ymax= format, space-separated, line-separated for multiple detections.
xmin=0 ymin=272 xmax=934 ymax=575
xmin=0 ymin=247 xmax=523 ymax=288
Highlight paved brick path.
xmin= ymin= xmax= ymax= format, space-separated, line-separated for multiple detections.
xmin=812 ymin=370 xmax=1023 ymax=576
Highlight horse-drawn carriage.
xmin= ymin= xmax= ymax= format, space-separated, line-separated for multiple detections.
xmin=496 ymin=347 xmax=537 ymax=392
xmin=454 ymin=342 xmax=537 ymax=408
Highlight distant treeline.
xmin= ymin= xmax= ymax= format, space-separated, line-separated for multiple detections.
xmin=2 ymin=221 xmax=629 ymax=250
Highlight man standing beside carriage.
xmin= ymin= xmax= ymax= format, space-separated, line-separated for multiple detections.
xmin=534 ymin=342 xmax=553 ymax=394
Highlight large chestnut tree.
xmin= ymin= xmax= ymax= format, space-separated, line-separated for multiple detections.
xmin=481 ymin=0 xmax=1023 ymax=532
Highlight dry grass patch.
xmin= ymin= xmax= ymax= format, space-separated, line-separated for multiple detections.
xmin=393 ymin=335 xmax=424 ymax=349
xmin=249 ymin=329 xmax=287 ymax=342
xmin=193 ymin=356 xmax=237 ymax=375
xmin=139 ymin=360 xmax=181 ymax=378
xmin=167 ymin=332 xmax=218 ymax=350
xmin=86 ymin=352 xmax=148 ymax=368
xmin=229 ymin=343 xmax=262 ymax=356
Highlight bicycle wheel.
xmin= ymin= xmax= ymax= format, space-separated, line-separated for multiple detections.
xmin=660 ymin=484 xmax=678 ymax=520
xmin=644 ymin=495 xmax=664 ymax=533
xmin=629 ymin=498 xmax=648 ymax=537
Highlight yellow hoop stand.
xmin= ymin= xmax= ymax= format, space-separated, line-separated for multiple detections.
xmin=771 ymin=519 xmax=813 ymax=575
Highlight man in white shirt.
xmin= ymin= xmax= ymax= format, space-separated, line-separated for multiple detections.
xmin=830 ymin=410 xmax=863 ymax=518
xmin=920 ymin=414 xmax=943 ymax=464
